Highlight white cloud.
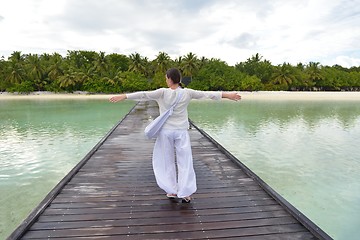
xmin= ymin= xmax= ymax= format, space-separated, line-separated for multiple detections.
xmin=334 ymin=56 xmax=360 ymax=68
xmin=0 ymin=0 xmax=359 ymax=67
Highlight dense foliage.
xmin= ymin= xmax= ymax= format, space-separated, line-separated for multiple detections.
xmin=0 ymin=51 xmax=359 ymax=93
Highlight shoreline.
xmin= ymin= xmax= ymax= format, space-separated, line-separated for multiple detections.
xmin=0 ymin=91 xmax=111 ymax=100
xmin=240 ymin=91 xmax=360 ymax=101
xmin=1 ymin=91 xmax=360 ymax=101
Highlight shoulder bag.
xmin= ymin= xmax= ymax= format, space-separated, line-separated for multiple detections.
xmin=144 ymin=90 xmax=183 ymax=139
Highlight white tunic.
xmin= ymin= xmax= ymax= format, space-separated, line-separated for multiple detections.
xmin=126 ymin=88 xmax=222 ymax=130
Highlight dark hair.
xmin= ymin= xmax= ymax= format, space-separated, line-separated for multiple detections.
xmin=166 ymin=68 xmax=182 ymax=86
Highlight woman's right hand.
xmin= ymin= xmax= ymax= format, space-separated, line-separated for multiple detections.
xmin=109 ymin=94 xmax=127 ymax=103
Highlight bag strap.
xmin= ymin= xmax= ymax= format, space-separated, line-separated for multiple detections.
xmin=172 ymin=89 xmax=183 ymax=107
xmin=168 ymin=89 xmax=183 ymax=114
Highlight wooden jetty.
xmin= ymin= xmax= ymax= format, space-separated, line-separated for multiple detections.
xmin=8 ymin=101 xmax=332 ymax=239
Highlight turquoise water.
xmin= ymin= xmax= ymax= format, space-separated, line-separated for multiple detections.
xmin=188 ymin=99 xmax=360 ymax=240
xmin=1 ymin=98 xmax=360 ymax=239
xmin=0 ymin=99 xmax=134 ymax=239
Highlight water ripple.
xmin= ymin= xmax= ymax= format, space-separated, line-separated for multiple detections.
xmin=0 ymin=99 xmax=134 ymax=239
xmin=189 ymin=100 xmax=360 ymax=240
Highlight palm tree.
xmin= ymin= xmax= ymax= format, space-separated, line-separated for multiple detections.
xmin=26 ymin=54 xmax=47 ymax=90
xmin=26 ymin=54 xmax=44 ymax=81
xmin=58 ymin=70 xmax=78 ymax=89
xmin=0 ymin=60 xmax=8 ymax=91
xmin=236 ymin=53 xmax=273 ymax=83
xmin=271 ymin=63 xmax=296 ymax=90
xmin=142 ymin=57 xmax=153 ymax=78
xmin=154 ymin=52 xmax=171 ymax=73
xmin=271 ymin=63 xmax=295 ymax=87
xmin=93 ymin=52 xmax=109 ymax=76
xmin=128 ymin=52 xmax=146 ymax=75
xmin=8 ymin=51 xmax=25 ymax=64
xmin=74 ymin=71 xmax=90 ymax=87
xmin=7 ymin=62 xmax=24 ymax=84
xmin=306 ymin=62 xmax=323 ymax=81
xmin=48 ymin=53 xmax=64 ymax=81
xmin=6 ymin=51 xmax=25 ymax=84
xmin=199 ymin=56 xmax=209 ymax=68
xmin=306 ymin=62 xmax=323 ymax=90
xmin=40 ymin=53 xmax=51 ymax=70
xmin=181 ymin=52 xmax=199 ymax=79
xmin=296 ymin=62 xmax=305 ymax=71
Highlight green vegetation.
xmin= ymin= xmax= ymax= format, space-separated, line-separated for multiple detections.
xmin=0 ymin=51 xmax=359 ymax=93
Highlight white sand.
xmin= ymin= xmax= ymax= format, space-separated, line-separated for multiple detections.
xmin=1 ymin=91 xmax=360 ymax=101
xmin=238 ymin=91 xmax=360 ymax=101
xmin=0 ymin=92 xmax=112 ymax=100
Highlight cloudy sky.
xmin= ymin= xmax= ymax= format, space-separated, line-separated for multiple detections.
xmin=1 ymin=0 xmax=360 ymax=67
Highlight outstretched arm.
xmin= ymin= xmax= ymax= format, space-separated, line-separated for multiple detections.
xmin=109 ymin=94 xmax=127 ymax=103
xmin=110 ymin=89 xmax=164 ymax=103
xmin=222 ymin=92 xmax=241 ymax=101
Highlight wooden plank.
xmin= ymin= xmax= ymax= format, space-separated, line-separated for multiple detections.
xmin=8 ymin=101 xmax=332 ymax=240
xmin=31 ymin=210 xmax=291 ymax=230
xmin=22 ymin=232 xmax=317 ymax=240
xmin=23 ymin=217 xmax=300 ymax=238
xmin=36 ymin=205 xmax=284 ymax=223
xmin=23 ymin=224 xmax=311 ymax=239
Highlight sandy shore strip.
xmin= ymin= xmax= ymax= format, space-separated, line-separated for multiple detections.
xmin=239 ymin=91 xmax=360 ymax=101
xmin=0 ymin=92 xmax=112 ymax=100
xmin=1 ymin=91 xmax=360 ymax=101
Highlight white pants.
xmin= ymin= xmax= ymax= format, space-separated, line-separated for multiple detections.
xmin=152 ymin=129 xmax=197 ymax=198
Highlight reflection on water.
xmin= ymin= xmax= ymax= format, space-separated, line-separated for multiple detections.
xmin=189 ymin=99 xmax=360 ymax=240
xmin=0 ymin=99 xmax=134 ymax=239
xmin=1 ymin=98 xmax=360 ymax=240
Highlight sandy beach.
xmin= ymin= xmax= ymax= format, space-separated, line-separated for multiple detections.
xmin=0 ymin=92 xmax=111 ymax=100
xmin=239 ymin=91 xmax=360 ymax=101
xmin=1 ymin=91 xmax=360 ymax=101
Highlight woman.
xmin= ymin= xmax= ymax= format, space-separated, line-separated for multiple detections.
xmin=109 ymin=68 xmax=241 ymax=203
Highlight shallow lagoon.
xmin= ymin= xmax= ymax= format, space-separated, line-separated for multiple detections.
xmin=0 ymin=99 xmax=134 ymax=238
xmin=1 ymin=96 xmax=360 ymax=239
xmin=188 ymin=99 xmax=360 ymax=240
